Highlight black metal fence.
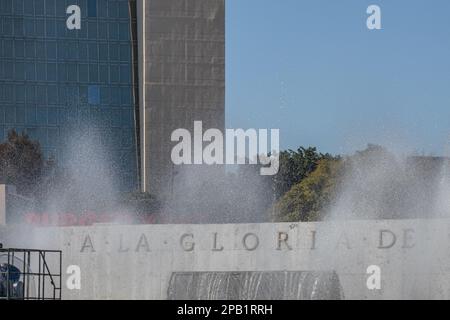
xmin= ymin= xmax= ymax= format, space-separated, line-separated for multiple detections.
xmin=0 ymin=248 xmax=62 ymax=300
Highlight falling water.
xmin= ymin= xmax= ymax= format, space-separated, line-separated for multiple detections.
xmin=167 ymin=271 xmax=343 ymax=300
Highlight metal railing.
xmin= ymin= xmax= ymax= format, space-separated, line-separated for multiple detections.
xmin=0 ymin=248 xmax=62 ymax=300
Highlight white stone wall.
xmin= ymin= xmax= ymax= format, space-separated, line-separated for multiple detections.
xmin=1 ymin=219 xmax=450 ymax=300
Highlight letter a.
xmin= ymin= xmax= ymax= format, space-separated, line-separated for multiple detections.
xmin=366 ymin=5 xmax=381 ymax=30
xmin=171 ymin=129 xmax=192 ymax=165
xmin=66 ymin=265 xmax=81 ymax=290
xmin=66 ymin=5 xmax=81 ymax=30
xmin=366 ymin=265 xmax=381 ymax=290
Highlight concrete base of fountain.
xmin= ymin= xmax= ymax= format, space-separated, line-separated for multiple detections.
xmin=1 ymin=219 xmax=450 ymax=299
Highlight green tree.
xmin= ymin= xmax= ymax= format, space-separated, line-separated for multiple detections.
xmin=272 ymin=158 xmax=342 ymax=222
xmin=0 ymin=130 xmax=44 ymax=196
xmin=271 ymin=147 xmax=335 ymax=200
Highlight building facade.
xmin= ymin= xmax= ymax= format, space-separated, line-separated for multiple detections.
xmin=138 ymin=0 xmax=225 ymax=196
xmin=0 ymin=0 xmax=225 ymax=195
xmin=0 ymin=0 xmax=140 ymax=190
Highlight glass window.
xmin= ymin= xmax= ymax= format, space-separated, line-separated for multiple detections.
xmin=15 ymin=86 xmax=25 ymax=103
xmin=48 ymin=108 xmax=58 ymax=125
xmin=120 ymin=45 xmax=130 ymax=62
xmin=5 ymin=106 xmax=15 ymax=124
xmin=35 ymin=0 xmax=45 ymax=15
xmin=119 ymin=23 xmax=129 ymax=41
xmin=112 ymin=128 xmax=122 ymax=147
xmin=46 ymin=20 xmax=56 ymax=37
xmin=15 ymin=62 xmax=25 ymax=80
xmin=88 ymin=0 xmax=97 ymax=17
xmin=48 ymin=128 xmax=59 ymax=146
xmin=57 ymin=42 xmax=67 ymax=60
xmin=46 ymin=42 xmax=57 ymax=59
xmin=120 ymin=88 xmax=131 ymax=105
xmin=14 ymin=41 xmax=24 ymax=58
xmin=99 ymin=64 xmax=108 ymax=83
xmin=3 ymin=40 xmax=13 ymax=58
xmin=88 ymin=85 xmax=100 ymax=105
xmin=109 ymin=23 xmax=118 ymax=40
xmin=13 ymin=0 xmax=23 ymax=14
xmin=98 ymin=22 xmax=108 ymax=39
xmin=77 ymin=21 xmax=88 ymax=39
xmin=110 ymin=65 xmax=119 ymax=83
xmin=108 ymin=1 xmax=117 ymax=18
xmin=100 ymin=86 xmax=109 ymax=104
xmin=4 ymin=61 xmax=13 ymax=79
xmin=56 ymin=19 xmax=67 ymax=38
xmin=14 ymin=19 xmax=24 ymax=36
xmin=101 ymin=109 xmax=111 ymax=126
xmin=110 ymin=86 xmax=120 ymax=105
xmin=16 ymin=107 xmax=25 ymax=124
xmin=2 ymin=0 xmax=13 ymax=14
xmin=98 ymin=43 xmax=108 ymax=60
xmin=26 ymin=107 xmax=37 ymax=125
xmin=67 ymin=42 xmax=78 ymax=60
xmin=67 ymin=64 xmax=78 ymax=82
xmin=36 ymin=63 xmax=46 ymax=81
xmin=47 ymin=86 xmax=58 ymax=105
xmin=36 ymin=128 xmax=47 ymax=145
xmin=88 ymin=22 xmax=97 ymax=39
xmin=79 ymin=86 xmax=88 ymax=104
xmin=26 ymin=85 xmax=35 ymax=103
xmin=88 ymin=43 xmax=98 ymax=60
xmin=26 ymin=128 xmax=37 ymax=140
xmin=25 ymin=41 xmax=35 ymax=58
xmin=89 ymin=64 xmax=98 ymax=82
xmin=78 ymin=64 xmax=88 ymax=82
xmin=58 ymin=108 xmax=67 ymax=125
xmin=36 ymin=41 xmax=46 ymax=58
xmin=47 ymin=63 xmax=57 ymax=81
xmin=66 ymin=108 xmax=77 ymax=123
xmin=90 ymin=108 xmax=100 ymax=123
xmin=67 ymin=26 xmax=77 ymax=39
xmin=3 ymin=84 xmax=13 ymax=103
xmin=122 ymin=128 xmax=133 ymax=147
xmin=36 ymin=86 xmax=46 ymax=104
xmin=24 ymin=18 xmax=35 ymax=36
xmin=55 ymin=0 xmax=65 ymax=17
xmin=36 ymin=19 xmax=45 ymax=36
xmin=25 ymin=62 xmax=35 ymax=81
xmin=24 ymin=0 xmax=34 ymax=15
xmin=112 ymin=108 xmax=121 ymax=127
xmin=66 ymin=86 xmax=79 ymax=104
xmin=120 ymin=65 xmax=131 ymax=84
xmin=58 ymin=87 xmax=67 ymax=104
xmin=98 ymin=0 xmax=108 ymax=17
xmin=118 ymin=1 xmax=129 ymax=18
xmin=122 ymin=109 xmax=133 ymax=127
xmin=57 ymin=64 xmax=66 ymax=81
xmin=37 ymin=108 xmax=47 ymax=125
xmin=79 ymin=43 xmax=88 ymax=61
xmin=45 ymin=0 xmax=55 ymax=16
xmin=2 ymin=18 xmax=13 ymax=36
xmin=109 ymin=44 xmax=119 ymax=61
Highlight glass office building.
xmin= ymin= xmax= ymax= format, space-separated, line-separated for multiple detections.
xmin=0 ymin=0 xmax=140 ymax=190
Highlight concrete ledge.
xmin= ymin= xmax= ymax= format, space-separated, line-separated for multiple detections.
xmin=1 ymin=219 xmax=449 ymax=299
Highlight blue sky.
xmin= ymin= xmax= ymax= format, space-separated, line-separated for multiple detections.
xmin=226 ymin=0 xmax=450 ymax=156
